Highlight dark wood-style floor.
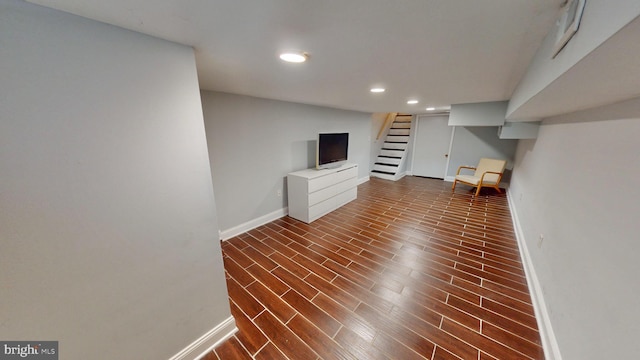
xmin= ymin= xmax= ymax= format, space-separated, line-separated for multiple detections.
xmin=204 ymin=176 xmax=544 ymax=360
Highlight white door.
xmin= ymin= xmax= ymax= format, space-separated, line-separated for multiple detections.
xmin=411 ymin=115 xmax=454 ymax=179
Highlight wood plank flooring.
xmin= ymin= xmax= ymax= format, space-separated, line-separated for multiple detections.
xmin=204 ymin=176 xmax=544 ymax=360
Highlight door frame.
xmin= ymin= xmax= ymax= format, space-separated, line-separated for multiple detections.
xmin=409 ymin=114 xmax=456 ymax=179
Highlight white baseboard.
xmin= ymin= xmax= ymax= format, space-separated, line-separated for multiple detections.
xmin=220 ymin=207 xmax=288 ymax=241
xmin=169 ymin=316 xmax=237 ymax=360
xmin=506 ymin=189 xmax=562 ymax=360
xmin=357 ymin=175 xmax=370 ymax=185
xmin=221 ymin=176 xmax=369 ymax=241
xmin=394 ymin=171 xmax=407 ymax=181
xmin=444 ymin=175 xmax=455 ymax=182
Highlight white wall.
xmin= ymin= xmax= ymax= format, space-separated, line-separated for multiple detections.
xmin=201 ymin=91 xmax=372 ymax=234
xmin=449 ymin=101 xmax=508 ymax=126
xmin=509 ymin=97 xmax=640 ymax=359
xmin=0 ymin=1 xmax=231 ymax=359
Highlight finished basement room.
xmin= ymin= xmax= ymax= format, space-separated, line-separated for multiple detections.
xmin=2 ymin=0 xmax=639 ymax=359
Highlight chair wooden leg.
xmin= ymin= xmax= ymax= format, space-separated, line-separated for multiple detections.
xmin=475 ymin=186 xmax=482 ymax=197
xmin=451 ymin=180 xmax=457 ymax=191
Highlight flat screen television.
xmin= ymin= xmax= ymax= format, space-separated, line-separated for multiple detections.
xmin=316 ymin=132 xmax=349 ymax=169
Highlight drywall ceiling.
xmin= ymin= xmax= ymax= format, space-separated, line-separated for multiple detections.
xmin=507 ymin=13 xmax=640 ymax=120
xmin=26 ymin=0 xmax=564 ymax=114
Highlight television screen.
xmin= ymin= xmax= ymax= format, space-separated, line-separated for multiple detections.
xmin=317 ymin=133 xmax=349 ymax=169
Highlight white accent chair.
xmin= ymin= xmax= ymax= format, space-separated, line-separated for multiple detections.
xmin=452 ymin=158 xmax=507 ymax=197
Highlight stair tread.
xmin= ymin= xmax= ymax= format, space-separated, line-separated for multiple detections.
xmin=375 ymin=162 xmax=399 ymax=166
xmin=375 ymin=115 xmax=410 ymax=181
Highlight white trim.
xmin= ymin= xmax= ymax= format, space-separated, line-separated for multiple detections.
xmin=444 ymin=126 xmax=455 ymax=178
xmin=411 ymin=115 xmax=454 ymax=179
xmin=394 ymin=171 xmax=407 ymax=181
xmin=357 ymin=175 xmax=370 ymax=185
xmin=506 ymin=189 xmax=562 ymax=360
xmin=221 ymin=175 xmax=368 ymax=242
xmin=552 ymin=0 xmax=586 ymax=58
xmin=168 ymin=316 xmax=237 ymax=360
xmin=370 ymin=172 xmax=396 ymax=181
xmin=409 ymin=115 xmax=420 ymax=172
xmin=444 ymin=175 xmax=455 ymax=182
xmin=220 ymin=207 xmax=287 ymax=241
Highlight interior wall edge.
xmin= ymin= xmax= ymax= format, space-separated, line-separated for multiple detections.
xmin=506 ymin=189 xmax=563 ymax=360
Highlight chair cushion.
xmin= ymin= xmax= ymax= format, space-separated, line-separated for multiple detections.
xmin=455 ymin=175 xmax=479 ymax=185
xmin=455 ymin=174 xmax=498 ymax=185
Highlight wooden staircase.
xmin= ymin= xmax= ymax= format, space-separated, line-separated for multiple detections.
xmin=371 ymin=114 xmax=412 ymax=181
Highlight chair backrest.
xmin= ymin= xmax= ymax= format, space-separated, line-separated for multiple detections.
xmin=474 ymin=158 xmax=507 ymax=183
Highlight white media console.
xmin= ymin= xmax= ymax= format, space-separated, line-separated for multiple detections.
xmin=287 ymin=163 xmax=358 ymax=223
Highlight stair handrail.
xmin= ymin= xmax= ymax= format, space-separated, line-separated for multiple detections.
xmin=376 ymin=112 xmax=397 ymax=140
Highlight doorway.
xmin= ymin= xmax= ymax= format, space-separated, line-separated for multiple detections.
xmin=410 ymin=115 xmax=454 ymax=179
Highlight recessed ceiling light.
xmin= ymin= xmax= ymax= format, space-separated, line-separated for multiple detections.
xmin=407 ymin=100 xmax=419 ymax=105
xmin=279 ymin=52 xmax=307 ymax=63
xmin=426 ymin=107 xmax=435 ymax=111
xmin=370 ymin=88 xmax=386 ymax=93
